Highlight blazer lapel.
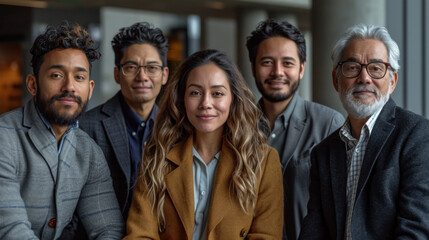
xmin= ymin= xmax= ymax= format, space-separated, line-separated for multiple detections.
xmin=165 ymin=137 xmax=195 ymax=240
xmin=24 ymin=100 xmax=59 ymax=183
xmin=281 ymin=96 xmax=306 ymax=171
xmin=329 ymin=135 xmax=348 ymax=231
xmin=206 ymin=139 xmax=233 ymax=233
xmin=102 ymin=95 xmax=131 ymax=184
xmin=355 ymin=100 xmax=395 ymax=201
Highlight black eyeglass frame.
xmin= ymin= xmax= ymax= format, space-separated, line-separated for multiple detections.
xmin=337 ymin=60 xmax=393 ymax=79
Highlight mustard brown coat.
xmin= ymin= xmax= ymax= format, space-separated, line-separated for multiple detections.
xmin=124 ymin=136 xmax=284 ymax=239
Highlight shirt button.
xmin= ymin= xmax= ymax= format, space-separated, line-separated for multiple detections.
xmin=271 ymin=133 xmax=276 ymax=139
xmin=48 ymin=218 xmax=56 ymax=228
xmin=132 ymin=131 xmax=136 ymax=136
xmin=141 ymin=122 xmax=146 ymax=127
xmin=201 ymin=190 xmax=206 ymax=196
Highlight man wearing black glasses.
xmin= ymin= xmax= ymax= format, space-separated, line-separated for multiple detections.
xmin=63 ymin=22 xmax=169 ymax=239
xmin=300 ymin=24 xmax=429 ymax=240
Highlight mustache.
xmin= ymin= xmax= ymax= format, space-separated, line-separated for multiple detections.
xmin=264 ymin=77 xmax=290 ymax=84
xmin=350 ymin=85 xmax=379 ymax=96
xmin=50 ymin=92 xmax=82 ymax=105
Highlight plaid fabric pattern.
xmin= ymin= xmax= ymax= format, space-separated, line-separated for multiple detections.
xmin=339 ymin=109 xmax=381 ymax=240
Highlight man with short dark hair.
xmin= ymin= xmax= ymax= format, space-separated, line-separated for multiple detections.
xmin=0 ymin=22 xmax=124 ymax=240
xmin=246 ymin=19 xmax=344 ymax=240
xmin=300 ymin=24 xmax=429 ymax=240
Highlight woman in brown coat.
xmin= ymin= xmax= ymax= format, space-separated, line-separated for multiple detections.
xmin=123 ymin=49 xmax=283 ymax=240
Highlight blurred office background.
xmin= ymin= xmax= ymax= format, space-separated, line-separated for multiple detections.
xmin=0 ymin=0 xmax=427 ymax=118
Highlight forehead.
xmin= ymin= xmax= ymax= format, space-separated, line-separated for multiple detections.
xmin=256 ymin=36 xmax=299 ymax=59
xmin=122 ymin=43 xmax=161 ymax=63
xmin=186 ymin=63 xmax=230 ymax=87
xmin=41 ymin=48 xmax=89 ymax=71
xmin=341 ymin=38 xmax=388 ymax=62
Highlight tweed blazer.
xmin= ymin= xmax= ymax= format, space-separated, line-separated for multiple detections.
xmin=0 ymin=99 xmax=124 ymax=240
xmin=300 ymin=99 xmax=429 ymax=239
xmin=124 ymin=136 xmax=284 ymax=240
xmin=271 ymin=95 xmax=344 ymax=240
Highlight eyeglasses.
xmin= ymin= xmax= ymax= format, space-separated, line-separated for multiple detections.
xmin=120 ymin=63 xmax=163 ymax=77
xmin=337 ymin=61 xmax=392 ymax=79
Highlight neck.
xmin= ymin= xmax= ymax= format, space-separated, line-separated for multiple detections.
xmin=262 ymin=96 xmax=293 ymax=130
xmin=126 ymin=99 xmax=155 ymax=121
xmin=193 ymin=131 xmax=223 ymax=164
xmin=348 ymin=116 xmax=370 ymax=139
xmin=50 ymin=124 xmax=68 ymax=144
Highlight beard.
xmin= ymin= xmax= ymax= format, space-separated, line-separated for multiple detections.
xmin=338 ymin=82 xmax=390 ymax=119
xmin=36 ymin=90 xmax=88 ymax=127
xmin=257 ymin=76 xmax=300 ymax=103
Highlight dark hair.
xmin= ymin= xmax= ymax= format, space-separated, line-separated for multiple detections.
xmin=111 ymin=22 xmax=168 ymax=67
xmin=30 ymin=21 xmax=100 ymax=78
xmin=246 ymin=18 xmax=306 ymax=65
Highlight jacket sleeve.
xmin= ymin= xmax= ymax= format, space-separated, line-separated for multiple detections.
xmin=299 ymin=147 xmax=329 ymax=240
xmin=75 ymin=145 xmax=125 ymax=240
xmin=395 ymin=120 xmax=429 ymax=238
xmin=0 ymin=128 xmax=39 ymax=239
xmin=247 ymin=147 xmax=284 ymax=239
xmin=123 ymin=174 xmax=160 ymax=240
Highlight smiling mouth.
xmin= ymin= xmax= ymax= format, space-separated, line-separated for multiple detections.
xmin=197 ymin=115 xmax=216 ymax=120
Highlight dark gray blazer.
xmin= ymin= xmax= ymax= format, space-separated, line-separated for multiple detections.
xmin=278 ymin=95 xmax=344 ymax=240
xmin=300 ymin=99 xmax=429 ymax=239
xmin=0 ymin=99 xmax=124 ymax=240
xmin=79 ymin=92 xmax=132 ymax=217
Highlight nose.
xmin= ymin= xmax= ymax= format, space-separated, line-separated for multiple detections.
xmin=199 ymin=93 xmax=212 ymax=109
xmin=136 ymin=66 xmax=149 ymax=81
xmin=62 ymin=74 xmax=76 ymax=92
xmin=270 ymin=62 xmax=285 ymax=78
xmin=357 ymin=65 xmax=372 ymax=84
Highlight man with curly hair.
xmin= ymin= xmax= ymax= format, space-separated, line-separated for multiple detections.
xmin=0 ymin=22 xmax=124 ymax=239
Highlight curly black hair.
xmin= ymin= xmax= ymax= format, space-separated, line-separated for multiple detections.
xmin=30 ymin=21 xmax=100 ymax=78
xmin=111 ymin=22 xmax=168 ymax=67
xmin=246 ymin=19 xmax=306 ymax=65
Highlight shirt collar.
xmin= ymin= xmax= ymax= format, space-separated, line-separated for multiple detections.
xmin=339 ymin=107 xmax=383 ymax=144
xmin=258 ymin=94 xmax=298 ymax=128
xmin=119 ymin=93 xmax=158 ymax=130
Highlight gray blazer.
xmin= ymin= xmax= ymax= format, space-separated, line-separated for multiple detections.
xmin=300 ymin=99 xmax=429 ymax=239
xmin=0 ymin=99 xmax=124 ymax=240
xmin=278 ymin=95 xmax=344 ymax=240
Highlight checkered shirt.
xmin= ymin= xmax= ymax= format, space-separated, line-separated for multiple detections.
xmin=339 ymin=109 xmax=382 ymax=240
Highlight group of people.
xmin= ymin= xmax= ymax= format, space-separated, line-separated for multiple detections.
xmin=0 ymin=17 xmax=428 ymax=240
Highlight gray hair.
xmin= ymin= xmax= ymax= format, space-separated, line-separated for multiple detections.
xmin=331 ymin=24 xmax=400 ymax=79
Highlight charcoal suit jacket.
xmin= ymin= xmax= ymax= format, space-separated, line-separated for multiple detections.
xmin=300 ymin=99 xmax=429 ymax=239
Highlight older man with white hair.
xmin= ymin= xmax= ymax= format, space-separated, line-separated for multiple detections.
xmin=299 ymin=24 xmax=429 ymax=240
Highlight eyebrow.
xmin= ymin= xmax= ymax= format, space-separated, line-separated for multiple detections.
xmin=122 ymin=60 xmax=162 ymax=65
xmin=259 ymin=56 xmax=297 ymax=62
xmin=187 ymin=83 xmax=228 ymax=90
xmin=48 ymin=64 xmax=88 ymax=73
xmin=343 ymin=57 xmax=386 ymax=63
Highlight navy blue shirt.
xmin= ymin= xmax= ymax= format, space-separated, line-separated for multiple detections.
xmin=119 ymin=95 xmax=157 ymax=216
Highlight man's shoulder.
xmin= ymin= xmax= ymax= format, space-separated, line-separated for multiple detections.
xmin=0 ymin=107 xmax=25 ymax=133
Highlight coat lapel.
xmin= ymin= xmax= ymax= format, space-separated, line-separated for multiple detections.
xmin=102 ymin=94 xmax=131 ymax=185
xmin=281 ymin=95 xmax=306 ymax=171
xmin=165 ymin=137 xmax=195 ymax=240
xmin=329 ymin=134 xmax=348 ymax=231
xmin=24 ymin=100 xmax=59 ymax=183
xmin=206 ymin=139 xmax=233 ymax=233
xmin=355 ymin=100 xmax=395 ymax=201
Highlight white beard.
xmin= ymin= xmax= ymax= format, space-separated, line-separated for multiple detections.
xmin=338 ymin=82 xmax=391 ymax=119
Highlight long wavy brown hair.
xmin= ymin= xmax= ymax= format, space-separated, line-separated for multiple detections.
xmin=139 ymin=49 xmax=269 ymax=232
